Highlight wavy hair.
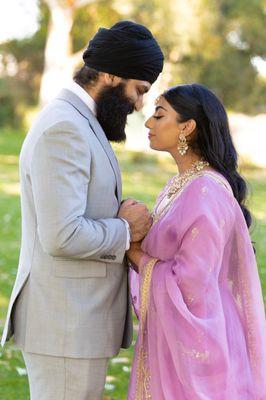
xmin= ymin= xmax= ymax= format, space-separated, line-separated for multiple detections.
xmin=163 ymin=83 xmax=252 ymax=229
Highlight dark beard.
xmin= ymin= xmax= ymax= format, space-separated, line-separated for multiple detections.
xmin=96 ymin=82 xmax=135 ymax=142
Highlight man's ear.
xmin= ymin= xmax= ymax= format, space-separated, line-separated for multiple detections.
xmin=103 ymin=73 xmax=122 ymax=86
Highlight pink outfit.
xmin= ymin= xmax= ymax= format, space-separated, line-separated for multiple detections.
xmin=128 ymin=172 xmax=266 ymax=400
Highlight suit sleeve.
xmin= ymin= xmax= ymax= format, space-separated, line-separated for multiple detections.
xmin=30 ymin=121 xmax=127 ymax=263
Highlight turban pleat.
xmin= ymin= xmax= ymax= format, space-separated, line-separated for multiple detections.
xmin=83 ymin=21 xmax=164 ymax=84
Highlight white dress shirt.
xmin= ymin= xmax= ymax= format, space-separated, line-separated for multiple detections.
xmin=65 ymin=81 xmax=97 ymax=115
xmin=64 ymin=81 xmax=131 ymax=250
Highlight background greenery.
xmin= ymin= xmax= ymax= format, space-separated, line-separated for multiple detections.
xmin=0 ymin=130 xmax=265 ymax=399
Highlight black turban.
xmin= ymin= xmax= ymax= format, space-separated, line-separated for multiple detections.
xmin=82 ymin=21 xmax=164 ymax=84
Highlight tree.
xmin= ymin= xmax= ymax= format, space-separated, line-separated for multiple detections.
xmin=0 ymin=0 xmax=123 ymax=126
xmin=0 ymin=4 xmax=49 ymax=128
xmin=0 ymin=0 xmax=265 ymax=129
xmin=175 ymin=0 xmax=266 ymax=113
xmin=123 ymin=0 xmax=266 ymax=113
xmin=39 ymin=0 xmax=96 ymax=106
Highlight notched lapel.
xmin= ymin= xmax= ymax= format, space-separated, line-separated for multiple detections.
xmin=56 ymin=89 xmax=122 ymax=203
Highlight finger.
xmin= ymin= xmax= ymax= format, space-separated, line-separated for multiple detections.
xmin=123 ymin=198 xmax=138 ymax=206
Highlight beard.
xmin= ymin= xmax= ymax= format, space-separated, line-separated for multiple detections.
xmin=96 ymin=82 xmax=135 ymax=142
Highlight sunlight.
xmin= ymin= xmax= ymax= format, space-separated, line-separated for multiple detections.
xmin=0 ymin=0 xmax=39 ymax=43
xmin=0 ymin=183 xmax=20 ymax=196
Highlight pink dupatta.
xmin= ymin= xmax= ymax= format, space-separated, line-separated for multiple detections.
xmin=128 ymin=172 xmax=266 ymax=400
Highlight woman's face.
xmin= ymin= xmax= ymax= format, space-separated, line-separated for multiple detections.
xmin=145 ymin=96 xmax=184 ymax=153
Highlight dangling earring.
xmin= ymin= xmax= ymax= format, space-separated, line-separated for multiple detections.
xmin=178 ymin=131 xmax=188 ymax=156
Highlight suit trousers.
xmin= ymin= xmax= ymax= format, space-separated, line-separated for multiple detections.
xmin=22 ymin=351 xmax=109 ymax=400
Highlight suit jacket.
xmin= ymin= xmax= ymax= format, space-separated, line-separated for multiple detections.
xmin=1 ymin=89 xmax=133 ymax=358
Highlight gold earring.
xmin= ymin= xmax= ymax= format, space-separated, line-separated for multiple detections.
xmin=178 ymin=132 xmax=188 ymax=156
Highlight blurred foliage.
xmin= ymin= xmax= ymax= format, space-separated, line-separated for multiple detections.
xmin=72 ymin=0 xmax=123 ymax=53
xmin=0 ymin=2 xmax=49 ymax=129
xmin=0 ymin=0 xmax=265 ymax=128
xmin=175 ymin=0 xmax=266 ymax=113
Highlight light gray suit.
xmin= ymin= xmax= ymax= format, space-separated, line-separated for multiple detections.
xmin=1 ymin=89 xmax=133 ymax=397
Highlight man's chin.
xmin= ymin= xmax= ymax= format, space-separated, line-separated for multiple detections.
xmin=108 ymin=131 xmax=127 ymax=143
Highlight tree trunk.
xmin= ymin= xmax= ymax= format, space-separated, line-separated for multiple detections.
xmin=39 ymin=0 xmax=75 ymax=106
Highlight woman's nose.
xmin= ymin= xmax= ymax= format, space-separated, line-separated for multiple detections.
xmin=145 ymin=116 xmax=153 ymax=129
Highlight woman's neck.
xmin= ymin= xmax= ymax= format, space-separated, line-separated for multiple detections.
xmin=171 ymin=149 xmax=203 ymax=175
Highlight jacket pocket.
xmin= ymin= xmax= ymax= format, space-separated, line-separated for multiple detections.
xmin=52 ymin=259 xmax=107 ymax=278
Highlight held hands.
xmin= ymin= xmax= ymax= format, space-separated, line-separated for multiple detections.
xmin=126 ymin=241 xmax=143 ymax=270
xmin=118 ymin=198 xmax=152 ymax=242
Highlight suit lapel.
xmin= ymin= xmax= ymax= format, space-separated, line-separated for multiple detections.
xmin=56 ymin=89 xmax=122 ymax=203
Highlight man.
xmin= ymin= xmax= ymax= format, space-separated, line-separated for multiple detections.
xmin=1 ymin=21 xmax=164 ymax=399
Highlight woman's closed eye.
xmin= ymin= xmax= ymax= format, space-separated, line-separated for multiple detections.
xmin=153 ymin=115 xmax=163 ymax=120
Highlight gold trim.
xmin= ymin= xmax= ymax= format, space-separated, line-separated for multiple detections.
xmin=152 ymin=173 xmax=202 ymax=226
xmin=152 ymin=171 xmax=232 ymax=227
xmin=135 ymin=257 xmax=158 ymax=400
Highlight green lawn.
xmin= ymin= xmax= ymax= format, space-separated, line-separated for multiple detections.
xmin=0 ymin=130 xmax=265 ymax=399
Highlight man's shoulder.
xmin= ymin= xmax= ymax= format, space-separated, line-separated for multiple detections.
xmin=39 ymin=97 xmax=84 ymax=124
xmin=28 ymin=96 xmax=93 ymax=138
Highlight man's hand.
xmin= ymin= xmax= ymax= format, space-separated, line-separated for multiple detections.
xmin=126 ymin=241 xmax=143 ymax=271
xmin=118 ymin=199 xmax=152 ymax=242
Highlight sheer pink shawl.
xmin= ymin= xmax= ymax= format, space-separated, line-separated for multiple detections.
xmin=128 ymin=172 xmax=266 ymax=400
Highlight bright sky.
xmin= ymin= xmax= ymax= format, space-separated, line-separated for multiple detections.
xmin=0 ymin=0 xmax=39 ymax=43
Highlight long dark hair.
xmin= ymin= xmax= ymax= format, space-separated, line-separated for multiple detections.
xmin=163 ymin=83 xmax=252 ymax=229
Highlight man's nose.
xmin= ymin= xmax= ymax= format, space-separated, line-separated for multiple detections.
xmin=135 ymin=97 xmax=144 ymax=112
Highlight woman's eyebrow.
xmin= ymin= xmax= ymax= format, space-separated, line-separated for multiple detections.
xmin=155 ymin=105 xmax=167 ymax=111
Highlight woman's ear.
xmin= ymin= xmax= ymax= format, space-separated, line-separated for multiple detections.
xmin=183 ymin=119 xmax=196 ymax=137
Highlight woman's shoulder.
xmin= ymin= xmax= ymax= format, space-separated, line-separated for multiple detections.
xmin=179 ymin=170 xmax=236 ymax=215
xmin=174 ymin=171 xmax=236 ymax=232
xmin=185 ymin=171 xmax=233 ymax=198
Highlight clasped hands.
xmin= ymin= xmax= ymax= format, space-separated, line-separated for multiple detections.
xmin=118 ymin=198 xmax=152 ymax=268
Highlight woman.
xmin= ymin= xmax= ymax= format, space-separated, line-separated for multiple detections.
xmin=127 ymin=84 xmax=266 ymax=399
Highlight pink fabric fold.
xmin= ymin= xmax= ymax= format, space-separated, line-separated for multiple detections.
xmin=128 ymin=173 xmax=266 ymax=400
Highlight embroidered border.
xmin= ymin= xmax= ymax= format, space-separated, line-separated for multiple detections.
xmin=135 ymin=257 xmax=158 ymax=400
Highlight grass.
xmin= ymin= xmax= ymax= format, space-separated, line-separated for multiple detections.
xmin=0 ymin=130 xmax=265 ymax=399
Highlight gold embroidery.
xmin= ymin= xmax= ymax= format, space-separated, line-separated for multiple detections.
xmin=151 ymin=171 xmax=233 ymax=228
xmin=220 ymin=219 xmax=225 ymax=228
xmin=152 ymin=173 xmax=205 ymax=226
xmin=238 ymin=251 xmax=257 ymax=376
xmin=177 ymin=340 xmax=210 ymax=361
xmin=191 ymin=227 xmax=199 ymax=240
xmin=167 ymin=161 xmax=209 ymax=198
xmin=186 ymin=294 xmax=195 ymax=304
xmin=135 ymin=258 xmax=158 ymax=400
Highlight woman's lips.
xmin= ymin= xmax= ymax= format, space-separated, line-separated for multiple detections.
xmin=148 ymin=132 xmax=155 ymax=139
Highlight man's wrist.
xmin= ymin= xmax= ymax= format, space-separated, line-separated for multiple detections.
xmin=119 ymin=218 xmax=131 ymax=250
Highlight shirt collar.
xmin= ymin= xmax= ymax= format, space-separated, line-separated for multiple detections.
xmin=64 ymin=81 xmax=96 ymax=115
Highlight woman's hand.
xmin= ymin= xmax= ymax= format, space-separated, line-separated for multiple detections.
xmin=126 ymin=241 xmax=144 ymax=271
